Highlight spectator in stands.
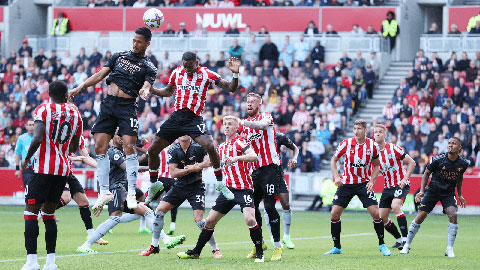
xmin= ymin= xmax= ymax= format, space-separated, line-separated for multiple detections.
xmin=381 ymin=11 xmax=399 ymax=52
xmin=304 ymin=21 xmax=319 ymax=36
xmin=457 ymin=52 xmax=470 ymax=72
xmin=365 ymin=25 xmax=378 ymax=35
xmin=89 ymin=46 xmax=102 ymax=68
xmin=259 ymin=35 xmax=279 ymax=66
xmin=133 ymin=0 xmax=147 ymax=7
xmin=406 ymin=70 xmax=418 ymax=87
xmin=192 ymin=22 xmax=207 ymax=37
xmin=163 ymin=23 xmax=175 ymax=35
xmin=274 ymin=0 xmax=294 ymax=6
xmin=204 ymin=0 xmax=217 ymax=7
xmin=383 ymin=100 xmax=397 ymax=120
xmin=51 ymin=12 xmax=70 ymax=36
xmin=229 ymin=39 xmax=243 ymax=59
xmin=325 ymin=24 xmax=338 ymax=35
xmin=413 ymin=49 xmax=429 ymax=70
xmin=448 ymin=24 xmax=462 ymax=35
xmin=310 ymin=41 xmax=325 ymax=67
xmin=279 ymin=35 xmax=294 ymax=68
xmin=352 ymin=51 xmax=365 ymax=70
xmin=351 ymin=24 xmax=364 ymax=37
xmin=176 ymin=22 xmax=189 ymax=38
xmin=258 ymin=26 xmax=269 ymax=36
xmin=218 ymin=0 xmax=235 ymax=6
xmin=469 ymin=21 xmax=480 ymax=35
xmin=102 ymin=0 xmax=118 ymax=6
xmin=18 ymin=39 xmax=32 ymax=58
xmin=225 ymin=23 xmax=240 ymax=36
xmin=466 ymin=60 xmax=478 ymax=83
xmin=0 ymin=150 xmax=9 ymax=168
xmin=294 ymin=34 xmax=310 ymax=66
xmin=426 ymin=22 xmax=441 ymax=34
xmin=299 ymin=141 xmax=314 ymax=172
xmin=430 ymin=52 xmax=443 ymax=72
xmin=244 ymin=34 xmax=261 ymax=62
xmin=445 ymin=52 xmax=458 ymax=73
xmin=277 ymin=60 xmax=289 ymax=78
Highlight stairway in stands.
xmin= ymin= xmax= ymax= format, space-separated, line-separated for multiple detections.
xmin=316 ymin=61 xmax=411 ymax=176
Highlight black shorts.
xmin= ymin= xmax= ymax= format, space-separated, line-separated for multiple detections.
xmin=379 ymin=185 xmax=410 ymax=208
xmin=332 ymin=182 xmax=378 ymax=208
xmin=152 ymin=177 xmax=175 ymax=201
xmin=277 ymin=173 xmax=289 ymax=194
xmin=419 ymin=190 xmax=457 ymax=213
xmin=107 ymin=186 xmax=144 ymax=215
xmin=252 ymin=164 xmax=283 ymax=200
xmin=156 ymin=109 xmax=208 ymax=144
xmin=25 ymin=173 xmax=68 ymax=205
xmin=22 ymin=167 xmax=35 ymax=188
xmin=91 ymin=95 xmax=138 ymax=137
xmin=64 ymin=174 xmax=85 ymax=196
xmin=212 ymin=188 xmax=255 ymax=214
xmin=162 ymin=182 xmax=205 ymax=210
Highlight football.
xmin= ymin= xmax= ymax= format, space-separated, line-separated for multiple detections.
xmin=143 ymin=8 xmax=164 ymax=29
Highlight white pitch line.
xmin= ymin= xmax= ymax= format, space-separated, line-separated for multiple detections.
xmin=0 ymin=233 xmax=374 ymax=263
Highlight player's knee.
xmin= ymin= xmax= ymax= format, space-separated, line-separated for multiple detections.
xmin=94 ymin=141 xmax=109 ymax=155
xmin=245 ymin=216 xmax=257 ymax=227
xmin=111 ymin=210 xmax=122 ymax=217
xmin=123 ymin=142 xmax=136 ymax=155
xmin=280 ymin=199 xmax=290 ymax=210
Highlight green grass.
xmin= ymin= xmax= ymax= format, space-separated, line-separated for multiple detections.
xmin=1 ymin=205 xmax=479 ymax=270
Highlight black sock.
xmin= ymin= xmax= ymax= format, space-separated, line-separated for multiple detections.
xmin=396 ymin=214 xmax=408 ymax=238
xmin=149 ymin=170 xmax=158 ymax=183
xmin=56 ymin=197 xmax=66 ymax=210
xmin=373 ymin=218 xmax=385 ymax=245
xmin=249 ymin=224 xmax=263 ymax=256
xmin=265 ymin=207 xmax=280 ymax=242
xmin=192 ymin=227 xmax=214 ymax=255
xmin=43 ymin=218 xmax=57 ymax=254
xmin=25 ymin=218 xmax=39 ymax=254
xmin=254 ymin=207 xmax=262 ymax=228
xmin=171 ymin=207 xmax=178 ymax=223
xmin=331 ymin=219 xmax=341 ymax=249
xmin=79 ymin=206 xmax=93 ymax=230
xmin=384 ymin=219 xmax=401 ymax=239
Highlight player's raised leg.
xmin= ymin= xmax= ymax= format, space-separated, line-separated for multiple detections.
xmin=145 ymin=136 xmax=170 ymax=204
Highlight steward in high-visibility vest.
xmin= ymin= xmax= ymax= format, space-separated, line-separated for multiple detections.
xmin=380 ymin=11 xmax=400 ymax=52
xmin=466 ymin=13 xmax=480 ymax=32
xmin=51 ymin=12 xmax=70 ymax=36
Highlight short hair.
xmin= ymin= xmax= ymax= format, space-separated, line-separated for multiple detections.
xmin=135 ymin=27 xmax=152 ymax=42
xmin=450 ymin=136 xmax=462 ymax=145
xmin=247 ymin=93 xmax=262 ymax=100
xmin=182 ymin=51 xmax=197 ymax=62
xmin=48 ymin=81 xmax=68 ymax=100
xmin=354 ymin=119 xmax=367 ymax=129
xmin=374 ymin=124 xmax=387 ymax=132
xmin=223 ymin=115 xmax=239 ymax=124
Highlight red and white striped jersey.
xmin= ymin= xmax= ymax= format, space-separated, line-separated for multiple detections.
xmin=158 ymin=147 xmax=171 ymax=178
xmin=334 ymin=137 xmax=379 ymax=184
xmin=168 ymin=65 xmax=221 ymax=116
xmin=378 ymin=142 xmax=408 ymax=188
xmin=238 ymin=112 xmax=280 ymax=169
xmin=33 ymin=103 xmax=83 ymax=176
xmin=217 ymin=136 xmax=253 ymax=190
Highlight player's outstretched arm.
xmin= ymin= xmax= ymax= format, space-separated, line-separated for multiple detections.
xmin=239 ymin=113 xmax=272 ymax=131
xmin=22 ymin=122 xmax=45 ymax=169
xmin=148 ymin=83 xmax=176 ymax=98
xmin=217 ymin=57 xmax=240 ymax=93
xmin=456 ymin=175 xmax=466 ymax=208
xmin=78 ymin=146 xmax=97 ymax=168
xmin=69 ymin=67 xmax=111 ymax=101
xmin=400 ymin=154 xmax=416 ymax=188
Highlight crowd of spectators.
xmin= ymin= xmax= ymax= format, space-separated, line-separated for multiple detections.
xmin=380 ymin=49 xmax=480 ymax=175
xmin=86 ymin=0 xmax=387 ymax=7
xmin=0 ymin=33 xmax=380 ymax=172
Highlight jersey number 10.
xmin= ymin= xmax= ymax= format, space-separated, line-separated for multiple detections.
xmin=51 ymin=120 xmax=72 ymax=144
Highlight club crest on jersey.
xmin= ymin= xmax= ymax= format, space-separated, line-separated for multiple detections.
xmin=114 ymin=154 xmax=120 ymax=160
xmin=198 ymin=74 xmax=203 ymax=79
xmin=350 ymin=150 xmax=355 ymax=154
xmin=366 ymin=149 xmax=371 ymax=155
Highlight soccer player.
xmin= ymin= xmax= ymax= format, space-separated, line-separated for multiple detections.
xmin=143 ymin=147 xmax=179 ymax=235
xmin=22 ymin=81 xmax=83 ymax=270
xmin=238 ymin=93 xmax=283 ymax=261
xmin=15 ymin=120 xmax=35 ymax=190
xmin=76 ymin=132 xmax=184 ymax=253
xmin=139 ymin=136 xmax=222 ymax=258
xmin=264 ymin=131 xmax=299 ymax=249
xmin=69 ymin=27 xmax=158 ymax=213
xmin=326 ymin=119 xmax=391 ymax=256
xmin=176 ymin=116 xmax=264 ymax=262
xmin=401 ymin=137 xmax=468 ymax=257
xmin=373 ymin=124 xmax=416 ymax=249
xmin=142 ymin=51 xmax=240 ymax=204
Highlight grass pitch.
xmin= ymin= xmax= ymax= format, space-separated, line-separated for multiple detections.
xmin=1 ymin=205 xmax=479 ymax=270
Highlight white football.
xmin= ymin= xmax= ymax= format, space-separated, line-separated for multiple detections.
xmin=143 ymin=8 xmax=164 ymax=29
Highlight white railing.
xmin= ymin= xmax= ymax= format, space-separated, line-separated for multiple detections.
xmin=420 ymin=34 xmax=480 ymax=53
xmin=25 ymin=34 xmax=390 ymax=55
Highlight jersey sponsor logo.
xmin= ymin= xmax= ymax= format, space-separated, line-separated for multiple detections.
xmin=117 ymin=57 xmax=141 ymax=74
xmin=246 ymin=132 xmax=262 ymax=143
xmin=177 ymin=85 xmax=201 ymax=93
xmin=382 ymin=165 xmax=396 ymax=171
xmin=350 ymin=162 xmax=368 ymax=168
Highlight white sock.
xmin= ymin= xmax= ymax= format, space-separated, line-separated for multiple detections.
xmin=119 ymin=213 xmax=141 ymax=223
xmin=406 ymin=221 xmax=421 ymax=245
xmin=96 ymin=154 xmax=110 ymax=193
xmin=263 ymin=209 xmax=274 ymax=242
xmin=139 ymin=216 xmax=146 ymax=231
xmin=282 ymin=209 xmax=292 ymax=237
xmin=45 ymin=253 xmax=55 ymax=265
xmin=26 ymin=254 xmax=37 ymax=265
xmin=125 ymin=154 xmax=139 ymax=195
xmin=396 ymin=238 xmax=402 ymax=243
xmin=170 ymin=222 xmax=176 ymax=229
xmin=87 ymin=229 xmax=94 ymax=235
xmin=447 ymin=223 xmax=458 ymax=248
xmin=273 ymin=241 xmax=282 ymax=248
xmin=151 ymin=210 xmax=165 ymax=247
xmin=84 ymin=216 xmax=120 ymax=248
xmin=160 ymin=230 xmax=170 ymax=243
